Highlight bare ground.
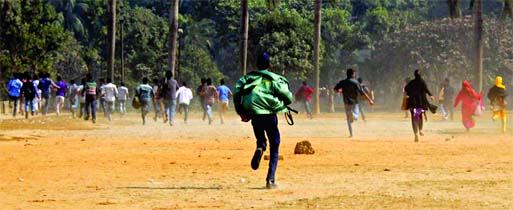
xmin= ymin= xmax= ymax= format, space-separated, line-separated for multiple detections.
xmin=0 ymin=110 xmax=512 ymax=209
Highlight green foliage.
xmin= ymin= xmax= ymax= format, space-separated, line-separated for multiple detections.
xmin=366 ymin=17 xmax=513 ymax=102
xmin=320 ymin=8 xmax=363 ymax=85
xmin=2 ymin=0 xmax=512 ymax=104
xmin=77 ymin=0 xmax=107 ymax=75
xmin=362 ymin=7 xmax=391 ymax=39
xmin=250 ymin=9 xmax=314 ymax=80
xmin=178 ymin=15 xmax=224 ymax=86
xmin=179 ymin=45 xmax=224 ymax=88
xmin=45 ymin=0 xmax=89 ymax=39
xmin=0 ymin=0 xmax=69 ymax=75
xmin=52 ymin=36 xmax=88 ymax=81
xmin=123 ymin=6 xmax=169 ymax=80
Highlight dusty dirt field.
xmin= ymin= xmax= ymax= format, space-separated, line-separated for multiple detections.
xmin=0 ymin=109 xmax=512 ymax=209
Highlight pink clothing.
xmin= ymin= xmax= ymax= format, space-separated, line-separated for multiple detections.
xmin=295 ymin=85 xmax=314 ymax=102
xmin=454 ymin=80 xmax=481 ymax=129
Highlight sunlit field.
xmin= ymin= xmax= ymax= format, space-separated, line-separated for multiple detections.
xmin=0 ymin=109 xmax=511 ymax=209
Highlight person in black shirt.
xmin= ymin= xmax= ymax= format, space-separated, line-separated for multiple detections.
xmin=21 ymin=73 xmax=39 ymax=119
xmin=404 ymin=69 xmax=436 ymax=142
xmin=487 ymin=76 xmax=507 ymax=133
xmin=334 ymin=69 xmax=374 ymax=137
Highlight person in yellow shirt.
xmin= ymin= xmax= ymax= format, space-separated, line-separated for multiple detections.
xmin=487 ymin=76 xmax=508 ymax=133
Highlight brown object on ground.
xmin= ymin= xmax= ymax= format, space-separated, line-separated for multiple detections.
xmin=294 ymin=140 xmax=315 ymax=154
xmin=264 ymin=155 xmax=284 ymax=160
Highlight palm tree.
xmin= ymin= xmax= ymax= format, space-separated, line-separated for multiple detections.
xmin=313 ymin=0 xmax=321 ymax=114
xmin=46 ymin=0 xmax=88 ymax=39
xmin=107 ymin=0 xmax=116 ymax=81
xmin=169 ymin=0 xmax=179 ymax=77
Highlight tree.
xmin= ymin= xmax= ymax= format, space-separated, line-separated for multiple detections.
xmin=313 ymin=0 xmax=321 ymax=114
xmin=168 ymin=0 xmax=179 ymax=77
xmin=122 ymin=7 xmax=168 ymax=80
xmin=504 ymin=0 xmax=513 ymax=18
xmin=45 ymin=0 xmax=89 ymax=39
xmin=179 ymin=45 xmax=224 ymax=89
xmin=79 ymin=0 xmax=107 ymax=77
xmin=447 ymin=0 xmax=461 ymax=19
xmin=366 ymin=17 xmax=513 ymax=107
xmin=0 ymin=0 xmax=68 ymax=75
xmin=474 ymin=0 xmax=483 ymax=92
xmin=250 ymin=9 xmax=314 ymax=79
xmin=320 ymin=8 xmax=361 ymax=86
xmin=107 ymin=0 xmax=116 ymax=81
xmin=240 ymin=0 xmax=249 ymax=76
xmin=52 ymin=37 xmax=88 ymax=80
xmin=239 ymin=0 xmax=281 ymax=77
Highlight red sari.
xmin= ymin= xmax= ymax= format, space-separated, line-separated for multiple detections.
xmin=454 ymin=80 xmax=481 ymax=129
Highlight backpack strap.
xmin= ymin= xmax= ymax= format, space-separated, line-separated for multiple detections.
xmin=285 ymin=106 xmax=298 ymax=126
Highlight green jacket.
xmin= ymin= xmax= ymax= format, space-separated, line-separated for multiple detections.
xmin=233 ymin=69 xmax=294 ymax=115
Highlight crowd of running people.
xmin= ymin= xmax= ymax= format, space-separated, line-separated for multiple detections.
xmin=5 ymin=67 xmax=508 ymax=137
xmin=4 ymin=71 xmax=233 ymax=125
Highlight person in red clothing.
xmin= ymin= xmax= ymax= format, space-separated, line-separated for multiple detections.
xmin=454 ymin=80 xmax=482 ymax=132
xmin=295 ymin=81 xmax=314 ymax=119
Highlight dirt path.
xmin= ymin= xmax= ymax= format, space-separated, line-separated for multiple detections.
xmin=0 ymin=111 xmax=512 ymax=209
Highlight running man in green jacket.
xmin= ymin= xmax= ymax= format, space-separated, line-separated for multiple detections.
xmin=233 ymin=53 xmax=294 ymax=189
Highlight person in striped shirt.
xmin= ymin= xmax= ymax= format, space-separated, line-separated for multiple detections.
xmin=82 ymin=74 xmax=98 ymax=124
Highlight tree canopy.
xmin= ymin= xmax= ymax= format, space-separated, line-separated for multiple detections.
xmin=1 ymin=0 xmax=512 ymax=107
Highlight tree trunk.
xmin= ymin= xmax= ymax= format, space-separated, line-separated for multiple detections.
xmin=0 ymin=1 xmax=5 ymax=77
xmin=240 ymin=0 xmax=249 ymax=76
xmin=120 ymin=19 xmax=124 ymax=82
xmin=168 ymin=0 xmax=179 ymax=78
xmin=504 ymin=0 xmax=513 ymax=18
xmin=107 ymin=0 xmax=116 ymax=81
xmin=313 ymin=0 xmax=321 ymax=114
xmin=474 ymin=0 xmax=483 ymax=92
xmin=447 ymin=0 xmax=461 ymax=19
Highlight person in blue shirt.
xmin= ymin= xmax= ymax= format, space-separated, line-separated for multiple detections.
xmin=7 ymin=73 xmax=23 ymax=117
xmin=38 ymin=72 xmax=59 ymax=115
xmin=217 ymin=79 xmax=232 ymax=124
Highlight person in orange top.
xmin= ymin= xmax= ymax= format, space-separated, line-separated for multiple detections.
xmin=454 ymin=80 xmax=482 ymax=132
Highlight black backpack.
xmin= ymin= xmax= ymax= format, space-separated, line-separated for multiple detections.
xmin=159 ymin=78 xmax=170 ymax=98
xmin=23 ymin=81 xmax=35 ymax=98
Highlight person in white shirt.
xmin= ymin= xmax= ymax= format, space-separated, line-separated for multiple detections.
xmin=69 ymin=79 xmax=79 ymax=118
xmin=102 ymin=78 xmax=118 ymax=121
xmin=77 ymin=78 xmax=87 ymax=118
xmin=117 ymin=82 xmax=130 ymax=116
xmin=98 ymin=78 xmax=106 ymax=116
xmin=32 ymin=74 xmax=41 ymax=115
xmin=176 ymin=81 xmax=193 ymax=124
